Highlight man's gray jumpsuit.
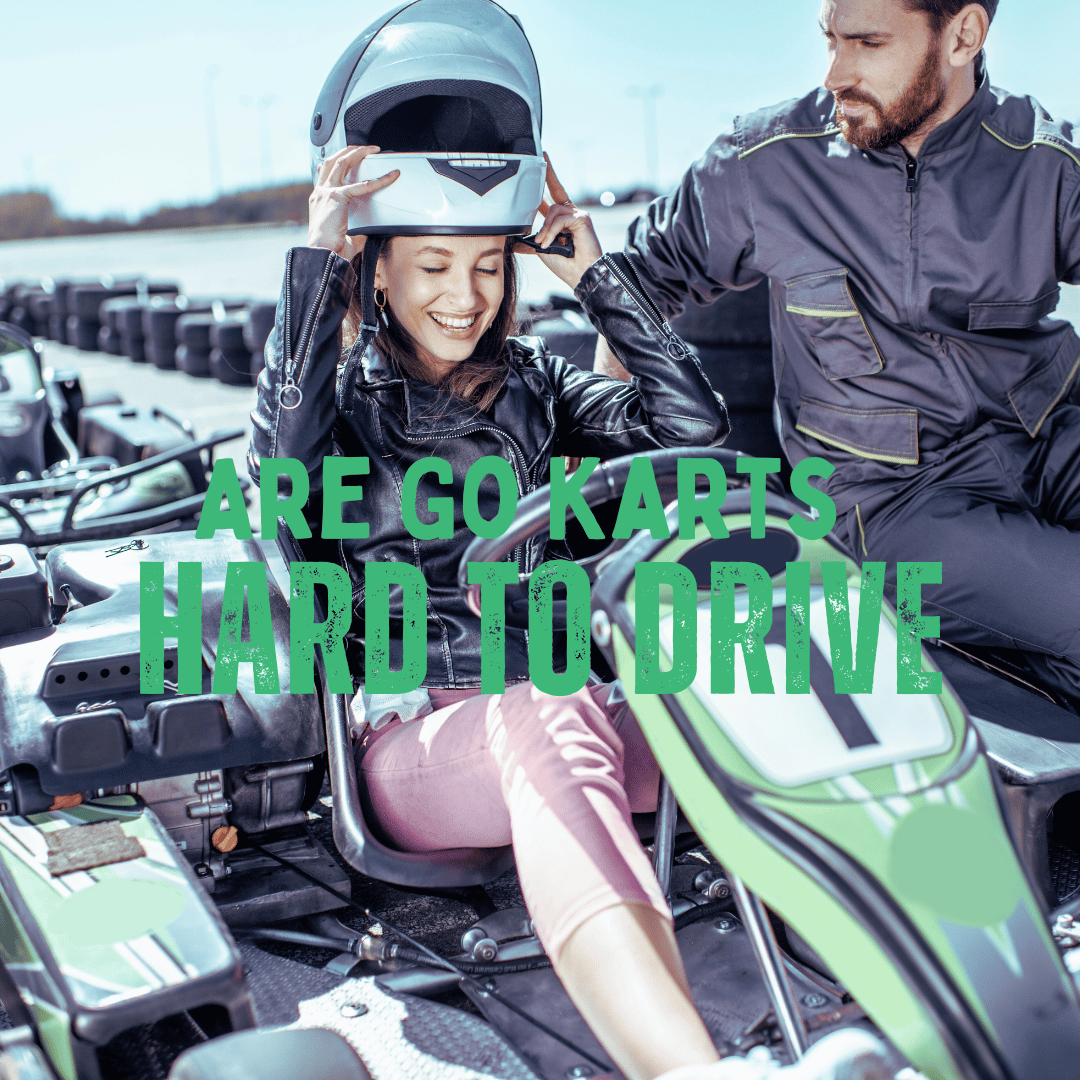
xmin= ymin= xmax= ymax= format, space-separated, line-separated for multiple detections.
xmin=625 ymin=60 xmax=1080 ymax=702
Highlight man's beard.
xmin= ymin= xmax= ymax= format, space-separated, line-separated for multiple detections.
xmin=834 ymin=44 xmax=946 ymax=151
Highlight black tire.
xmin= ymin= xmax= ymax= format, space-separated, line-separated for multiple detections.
xmin=7 ymin=306 xmax=32 ymax=335
xmin=209 ymin=318 xmax=246 ymax=353
xmin=97 ymin=325 xmax=122 ymax=355
xmin=28 ymin=291 xmax=52 ymax=336
xmin=242 ymin=301 xmax=277 ymax=354
xmin=176 ymin=313 xmax=215 ymax=351
xmin=250 ymin=348 xmax=266 ymax=384
xmin=176 ymin=344 xmax=212 ymax=377
xmin=669 ymin=279 xmax=772 ymax=348
xmin=693 ymin=344 xmax=776 ymax=411
xmin=120 ymin=332 xmax=146 ymax=363
xmin=66 ymin=315 xmax=99 ymax=351
xmin=148 ymin=339 xmax=178 ymax=370
xmin=49 ymin=314 xmax=68 ymax=344
xmin=210 ymin=346 xmax=253 ymax=385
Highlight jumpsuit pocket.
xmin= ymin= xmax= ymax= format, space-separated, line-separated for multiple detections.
xmin=784 ymin=268 xmax=884 ymax=380
xmin=796 ymin=398 xmax=919 ymax=465
xmin=968 ymin=287 xmax=1060 ymax=331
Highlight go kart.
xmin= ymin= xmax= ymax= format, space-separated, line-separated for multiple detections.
xmin=1 ymin=447 xmax=1079 ymax=1080
xmin=0 ymin=322 xmax=244 ymax=552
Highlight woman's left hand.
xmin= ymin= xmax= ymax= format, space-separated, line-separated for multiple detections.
xmin=519 ymin=156 xmax=602 ymax=290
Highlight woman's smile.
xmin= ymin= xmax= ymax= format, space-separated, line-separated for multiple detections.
xmin=429 ymin=310 xmax=481 ymax=333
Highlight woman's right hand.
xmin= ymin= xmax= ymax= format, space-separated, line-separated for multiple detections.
xmin=307 ymin=145 xmax=400 ymax=261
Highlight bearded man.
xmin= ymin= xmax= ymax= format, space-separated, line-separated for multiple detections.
xmin=598 ymin=0 xmax=1080 ymax=708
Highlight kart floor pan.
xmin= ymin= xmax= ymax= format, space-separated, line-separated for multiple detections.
xmin=461 ymin=915 xmax=853 ymax=1080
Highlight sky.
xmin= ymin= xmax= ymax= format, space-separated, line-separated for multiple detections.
xmin=1 ymin=0 xmax=1077 ymax=220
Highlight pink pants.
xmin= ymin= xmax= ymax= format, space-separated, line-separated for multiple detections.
xmin=357 ymin=682 xmax=672 ymax=959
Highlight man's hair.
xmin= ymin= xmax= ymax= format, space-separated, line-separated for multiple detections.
xmin=903 ymin=0 xmax=998 ymax=35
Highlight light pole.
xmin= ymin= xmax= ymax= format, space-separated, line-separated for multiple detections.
xmin=241 ymin=93 xmax=276 ymax=186
xmin=627 ymin=84 xmax=663 ymax=192
xmin=205 ymin=65 xmax=223 ymax=198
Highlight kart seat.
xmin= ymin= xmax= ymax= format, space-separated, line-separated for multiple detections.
xmin=278 ymin=524 xmax=516 ymax=890
xmin=926 ymin=641 xmax=1080 ymax=909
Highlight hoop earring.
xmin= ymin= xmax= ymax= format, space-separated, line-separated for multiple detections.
xmin=374 ymin=287 xmax=389 ymax=327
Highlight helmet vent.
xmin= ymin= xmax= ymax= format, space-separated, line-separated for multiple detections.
xmin=344 ymin=79 xmax=535 ymax=155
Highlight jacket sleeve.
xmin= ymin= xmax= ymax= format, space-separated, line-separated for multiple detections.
xmin=248 ymin=246 xmax=355 ymax=491
xmin=1058 ymin=167 xmax=1080 ymax=285
xmin=550 ymin=253 xmax=729 ymax=459
xmin=625 ymin=132 xmax=762 ymax=319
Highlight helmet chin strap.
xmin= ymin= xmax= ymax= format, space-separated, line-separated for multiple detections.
xmin=338 ymin=233 xmax=386 ymax=413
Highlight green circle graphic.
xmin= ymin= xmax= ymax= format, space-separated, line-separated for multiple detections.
xmin=887 ymin=803 xmax=1020 ymax=926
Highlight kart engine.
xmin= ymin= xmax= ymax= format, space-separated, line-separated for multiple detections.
xmin=0 ymin=533 xmax=345 ymax=920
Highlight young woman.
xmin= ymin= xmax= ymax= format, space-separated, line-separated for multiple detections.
xmin=249 ymin=144 xmax=887 ymax=1080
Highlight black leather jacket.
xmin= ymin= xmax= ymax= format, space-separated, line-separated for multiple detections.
xmin=249 ymin=245 xmax=727 ymax=687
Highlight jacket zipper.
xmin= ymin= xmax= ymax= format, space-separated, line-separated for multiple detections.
xmin=404 ymin=424 xmax=528 ymax=495
xmin=281 ymin=251 xmax=335 ymax=404
xmin=602 ymin=253 xmax=671 ymax=336
xmin=904 ymin=152 xmax=918 ymax=193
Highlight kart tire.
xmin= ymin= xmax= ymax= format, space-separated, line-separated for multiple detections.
xmin=693 ymin=344 xmax=776 ymax=411
xmin=148 ymin=339 xmax=179 ymax=370
xmin=49 ymin=314 xmax=67 ymax=344
xmin=209 ymin=317 xmax=246 ymax=353
xmin=176 ymin=313 xmax=215 ymax=351
xmin=66 ymin=315 xmax=100 ymax=352
xmin=142 ymin=298 xmax=212 ymax=343
xmin=97 ymin=325 xmax=122 ymax=355
xmin=209 ymin=346 xmax=253 ymax=385
xmin=242 ymin=301 xmax=277 ymax=354
xmin=120 ymin=332 xmax=147 ymax=362
xmin=669 ymin=278 xmax=772 ymax=348
xmin=176 ymin=344 xmax=212 ymax=377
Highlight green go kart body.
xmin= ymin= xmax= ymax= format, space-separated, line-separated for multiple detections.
xmin=590 ymin=487 xmax=1080 ymax=1080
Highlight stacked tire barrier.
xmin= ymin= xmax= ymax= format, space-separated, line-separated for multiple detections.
xmin=66 ymin=280 xmax=180 ymax=355
xmin=243 ymin=303 xmax=276 ymax=383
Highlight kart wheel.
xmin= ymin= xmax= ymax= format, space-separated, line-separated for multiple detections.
xmin=49 ymin=314 xmax=68 ymax=343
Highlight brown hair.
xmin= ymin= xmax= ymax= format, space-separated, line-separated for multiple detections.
xmin=902 ymin=0 xmax=997 ymax=35
xmin=343 ymin=236 xmax=519 ymax=414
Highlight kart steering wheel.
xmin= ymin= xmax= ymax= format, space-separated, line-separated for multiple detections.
xmin=457 ymin=447 xmax=750 ymax=612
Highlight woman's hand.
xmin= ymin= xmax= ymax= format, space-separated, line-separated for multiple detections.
xmin=521 ymin=156 xmax=603 ymax=290
xmin=307 ymin=144 xmax=400 ymax=261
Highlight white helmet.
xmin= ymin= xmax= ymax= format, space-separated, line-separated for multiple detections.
xmin=310 ymin=0 xmax=545 ymax=237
